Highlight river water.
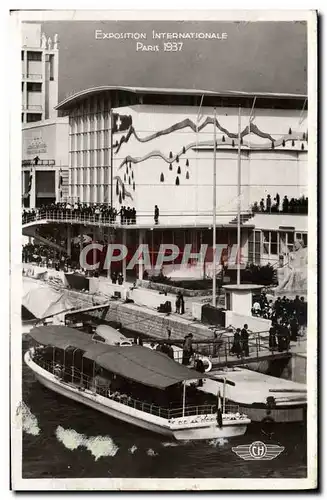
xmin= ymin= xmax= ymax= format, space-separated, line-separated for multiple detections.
xmin=21 ymin=337 xmax=307 ymax=480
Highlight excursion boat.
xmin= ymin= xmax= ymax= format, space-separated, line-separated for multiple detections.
xmin=25 ymin=325 xmax=250 ymax=440
xmin=194 ymin=366 xmax=307 ymax=423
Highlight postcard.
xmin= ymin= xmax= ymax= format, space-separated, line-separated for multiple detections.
xmin=11 ymin=9 xmax=317 ymax=491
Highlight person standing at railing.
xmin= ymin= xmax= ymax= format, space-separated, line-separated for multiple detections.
xmin=230 ymin=328 xmax=242 ymax=358
xmin=289 ymin=315 xmax=299 ymax=341
xmin=240 ymin=324 xmax=249 ymax=357
xmin=269 ymin=323 xmax=277 ymax=351
xmin=182 ymin=333 xmax=193 ymax=365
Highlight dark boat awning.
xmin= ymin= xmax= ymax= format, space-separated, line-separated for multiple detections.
xmin=29 ymin=325 xmax=203 ymax=389
xmin=29 ymin=325 xmax=94 ymax=351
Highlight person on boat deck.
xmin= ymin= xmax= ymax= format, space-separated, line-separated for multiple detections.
xmin=182 ymin=333 xmax=194 ymax=365
xmin=230 ymin=328 xmax=242 ymax=357
xmin=240 ymin=324 xmax=249 ymax=357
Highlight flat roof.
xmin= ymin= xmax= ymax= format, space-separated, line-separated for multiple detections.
xmin=56 ymin=85 xmax=307 ymax=111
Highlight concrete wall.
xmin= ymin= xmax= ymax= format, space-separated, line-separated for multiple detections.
xmin=102 ymin=302 xmax=215 ymax=341
xmin=22 ymin=118 xmax=69 ymax=165
xmin=246 ymin=353 xmax=306 ymax=384
xmin=225 ymin=310 xmax=271 ymax=332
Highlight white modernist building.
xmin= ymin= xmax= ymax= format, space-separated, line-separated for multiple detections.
xmin=21 ymin=23 xmax=59 ymax=124
xmin=54 ymin=86 xmax=308 ymax=270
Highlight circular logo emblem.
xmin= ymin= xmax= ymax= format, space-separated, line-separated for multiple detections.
xmin=249 ymin=441 xmax=267 ymax=459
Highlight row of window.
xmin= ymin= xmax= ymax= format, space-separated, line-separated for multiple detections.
xmin=21 ymin=51 xmax=42 ymax=61
xmin=21 ymin=82 xmax=42 ymax=92
xmin=21 ymin=113 xmax=42 ymax=123
xmin=248 ymin=230 xmax=307 ymax=263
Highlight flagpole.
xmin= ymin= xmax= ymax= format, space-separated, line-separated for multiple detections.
xmin=110 ymin=109 xmax=113 ymax=207
xmin=182 ymin=381 xmax=186 ymax=417
xmin=237 ymin=106 xmax=241 ymax=286
xmin=212 ymin=107 xmax=217 ymax=306
xmin=223 ymin=377 xmax=226 ymax=414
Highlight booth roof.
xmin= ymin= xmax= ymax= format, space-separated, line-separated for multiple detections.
xmin=29 ymin=325 xmax=203 ymax=389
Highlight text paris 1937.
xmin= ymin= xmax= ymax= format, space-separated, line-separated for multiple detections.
xmin=136 ymin=42 xmax=184 ymax=52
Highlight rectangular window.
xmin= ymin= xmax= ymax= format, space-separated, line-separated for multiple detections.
xmin=295 ymin=232 xmax=308 ymax=248
xmin=27 ymin=51 xmax=42 ymax=61
xmin=287 ymin=231 xmax=294 ymax=252
xmin=27 ymin=82 xmax=42 ymax=92
xmin=247 ymin=230 xmax=261 ymax=264
xmin=49 ymin=54 xmax=54 ymax=81
xmin=21 ymin=51 xmax=24 ymax=61
xmin=263 ymin=231 xmax=270 ymax=255
xmin=26 ymin=113 xmax=42 ymax=123
xmin=270 ymin=231 xmax=278 ymax=255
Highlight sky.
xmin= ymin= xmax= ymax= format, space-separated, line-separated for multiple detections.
xmin=40 ymin=20 xmax=307 ymax=103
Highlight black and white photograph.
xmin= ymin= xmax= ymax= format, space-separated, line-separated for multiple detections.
xmin=10 ymin=9 xmax=317 ymax=491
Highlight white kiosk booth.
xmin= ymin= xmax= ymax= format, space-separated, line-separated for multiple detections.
xmin=223 ymin=284 xmax=272 ymax=332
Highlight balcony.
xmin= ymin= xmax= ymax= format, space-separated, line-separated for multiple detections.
xmin=22 ymin=160 xmax=55 ymax=167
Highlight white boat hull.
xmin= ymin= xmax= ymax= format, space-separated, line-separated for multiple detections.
xmin=25 ymin=351 xmax=250 ymax=440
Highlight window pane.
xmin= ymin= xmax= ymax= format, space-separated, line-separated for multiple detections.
xmin=263 ymin=231 xmax=269 ymax=254
xmin=271 ymin=231 xmax=277 ymax=243
xmin=287 ymin=232 xmax=294 ymax=244
xmin=271 ymin=243 xmax=278 ymax=255
xmin=303 ymin=234 xmax=307 ymax=247
xmin=248 ymin=240 xmax=254 ymax=263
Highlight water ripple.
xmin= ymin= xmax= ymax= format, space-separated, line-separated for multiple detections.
xmin=55 ymin=426 xmax=119 ymax=461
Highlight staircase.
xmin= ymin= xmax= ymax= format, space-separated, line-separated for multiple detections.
xmin=229 ymin=211 xmax=254 ymax=225
xmin=23 ymin=226 xmax=66 ymax=253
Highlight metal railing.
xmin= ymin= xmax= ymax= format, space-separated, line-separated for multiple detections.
xmin=22 ymin=210 xmax=254 ymax=228
xmin=22 ymin=160 xmax=55 ymax=166
xmin=22 ymin=211 xmax=118 ymax=226
xmin=33 ymin=356 xmax=239 ymax=420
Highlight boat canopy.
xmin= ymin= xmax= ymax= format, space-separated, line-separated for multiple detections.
xmin=29 ymin=325 xmax=93 ymax=351
xmin=29 ymin=325 xmax=204 ymax=389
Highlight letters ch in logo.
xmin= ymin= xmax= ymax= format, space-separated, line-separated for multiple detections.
xmin=232 ymin=441 xmax=285 ymax=461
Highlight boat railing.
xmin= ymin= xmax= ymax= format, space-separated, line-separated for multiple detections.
xmin=32 ymin=355 xmax=240 ymax=420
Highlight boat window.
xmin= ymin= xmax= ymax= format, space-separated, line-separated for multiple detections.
xmin=92 ymin=334 xmax=105 ymax=343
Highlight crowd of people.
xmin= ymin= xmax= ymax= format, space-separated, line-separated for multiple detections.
xmin=251 ymin=194 xmax=308 ymax=214
xmin=22 ymin=202 xmax=138 ymax=225
xmin=252 ymin=294 xmax=307 ymax=327
xmin=251 ymin=293 xmax=307 ymax=353
xmin=22 ymin=243 xmax=77 ymax=270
